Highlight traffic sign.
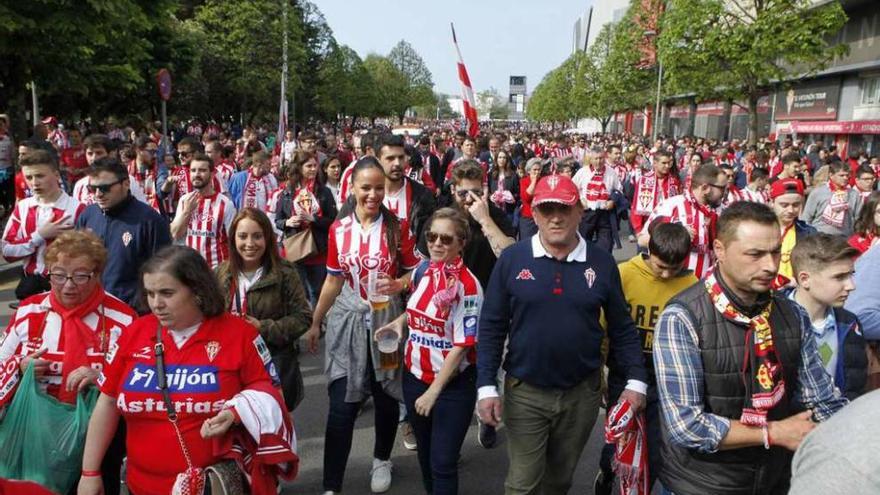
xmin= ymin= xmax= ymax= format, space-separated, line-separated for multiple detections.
xmin=157 ymin=69 xmax=172 ymax=101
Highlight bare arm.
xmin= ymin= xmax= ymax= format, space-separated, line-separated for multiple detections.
xmin=81 ymin=393 xmax=120 ymax=473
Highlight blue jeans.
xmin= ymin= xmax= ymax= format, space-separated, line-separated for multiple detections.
xmin=297 ymin=263 xmax=327 ymax=307
xmin=322 ymin=365 xmax=399 ymax=492
xmin=403 ymin=367 xmax=477 ymax=495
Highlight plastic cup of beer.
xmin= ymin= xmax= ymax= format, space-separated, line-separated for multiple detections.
xmin=367 ymin=269 xmax=390 ymax=311
xmin=376 ymin=328 xmax=400 ymax=370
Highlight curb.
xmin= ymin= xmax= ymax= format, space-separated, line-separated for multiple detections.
xmin=0 ymin=262 xmax=21 ymax=285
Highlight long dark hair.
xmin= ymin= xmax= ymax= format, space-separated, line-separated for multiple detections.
xmin=139 ymin=246 xmax=226 ymax=318
xmin=855 ymin=191 xmax=880 ymax=237
xmin=490 ymin=149 xmax=514 ymax=181
xmin=337 ymin=156 xmax=401 ymax=260
xmin=227 ymin=207 xmax=281 ymax=279
xmin=288 ymin=150 xmax=318 ymax=190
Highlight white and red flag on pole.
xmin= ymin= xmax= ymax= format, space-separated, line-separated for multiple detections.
xmin=451 ymin=23 xmax=479 ymax=138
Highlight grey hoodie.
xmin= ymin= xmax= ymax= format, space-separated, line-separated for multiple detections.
xmin=800 ymin=183 xmax=861 ymax=236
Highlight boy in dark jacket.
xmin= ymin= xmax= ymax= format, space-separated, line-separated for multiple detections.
xmin=786 ymin=233 xmax=867 ymax=399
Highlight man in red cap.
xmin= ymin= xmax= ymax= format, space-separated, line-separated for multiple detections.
xmin=477 ymin=173 xmax=647 ymax=494
xmin=771 ymin=177 xmax=816 ymax=286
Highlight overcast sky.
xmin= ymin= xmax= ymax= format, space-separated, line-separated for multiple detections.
xmin=314 ymin=0 xmax=593 ymax=97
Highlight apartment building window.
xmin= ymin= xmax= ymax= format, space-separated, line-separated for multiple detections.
xmin=860 ymin=76 xmax=880 ymax=106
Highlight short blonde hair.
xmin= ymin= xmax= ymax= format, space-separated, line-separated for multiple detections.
xmin=44 ymin=230 xmax=108 ymax=273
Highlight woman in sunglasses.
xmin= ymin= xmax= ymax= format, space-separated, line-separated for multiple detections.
xmin=0 ymin=230 xmax=137 ymax=493
xmin=375 ymin=208 xmax=483 ymax=495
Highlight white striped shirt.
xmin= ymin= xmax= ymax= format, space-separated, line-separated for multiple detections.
xmin=405 ymin=261 xmax=482 ymax=384
xmin=1 ymin=193 xmax=84 ymax=275
xmin=174 ymin=191 xmax=236 ymax=269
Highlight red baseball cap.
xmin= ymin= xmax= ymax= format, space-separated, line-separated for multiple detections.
xmin=532 ymin=174 xmax=579 ymax=207
xmin=770 ymin=178 xmax=804 ymax=199
xmin=41 ymin=116 xmax=57 ymax=125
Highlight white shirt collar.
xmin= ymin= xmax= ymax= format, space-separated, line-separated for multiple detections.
xmin=531 ymin=233 xmax=587 ymax=262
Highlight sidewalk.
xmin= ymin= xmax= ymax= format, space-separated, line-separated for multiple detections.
xmin=0 ymin=258 xmax=20 ymax=284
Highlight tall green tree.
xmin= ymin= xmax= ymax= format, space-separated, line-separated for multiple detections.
xmin=388 ymin=40 xmax=435 ymax=123
xmin=526 ymin=63 xmax=575 ymax=126
xmin=193 ymin=0 xmax=307 ymax=124
xmin=316 ymin=43 xmax=371 ymax=125
xmin=362 ymin=54 xmax=409 ymax=124
xmin=658 ymin=0 xmax=848 ymax=144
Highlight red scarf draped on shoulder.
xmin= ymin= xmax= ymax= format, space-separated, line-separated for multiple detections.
xmin=49 ymin=285 xmax=106 ymax=404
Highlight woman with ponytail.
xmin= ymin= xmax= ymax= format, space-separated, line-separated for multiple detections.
xmin=303 ymin=157 xmax=420 ymax=495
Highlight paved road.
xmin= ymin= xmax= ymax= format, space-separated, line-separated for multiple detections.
xmin=0 ymin=239 xmax=644 ymax=495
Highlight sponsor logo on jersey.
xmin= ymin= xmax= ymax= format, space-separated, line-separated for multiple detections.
xmin=123 ymin=363 xmax=219 ymax=393
xmin=253 ymin=335 xmax=281 ymax=387
xmin=463 ymin=316 xmax=477 ymax=337
xmin=117 ymin=392 xmax=226 ymax=414
xmin=409 ymin=311 xmax=446 ymax=337
xmin=515 ymin=269 xmax=535 ymax=281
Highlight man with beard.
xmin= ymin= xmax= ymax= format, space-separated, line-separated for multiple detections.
xmin=654 ymin=201 xmax=847 ymax=495
xmin=419 ymin=160 xmax=515 ymax=289
xmin=375 ymin=133 xmax=435 ymax=242
xmin=227 ymin=150 xmax=278 ymax=211
xmin=170 ymin=153 xmax=236 ymax=269
xmin=160 ymin=136 xmax=225 ymax=213
xmin=639 ymin=164 xmax=727 ymax=279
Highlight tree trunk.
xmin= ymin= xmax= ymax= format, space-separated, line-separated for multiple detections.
xmin=748 ymin=92 xmax=759 ymax=146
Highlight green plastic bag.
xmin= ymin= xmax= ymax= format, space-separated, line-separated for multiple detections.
xmin=0 ymin=361 xmax=99 ymax=494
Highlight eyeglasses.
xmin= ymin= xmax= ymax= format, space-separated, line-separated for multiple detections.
xmin=49 ymin=271 xmax=94 ymax=286
xmin=455 ymin=188 xmax=484 ymax=199
xmin=425 ymin=231 xmax=458 ymax=246
xmin=178 ymin=150 xmax=194 ymax=157
xmin=707 ymin=183 xmax=727 ymax=190
xmin=86 ymin=179 xmax=123 ymax=194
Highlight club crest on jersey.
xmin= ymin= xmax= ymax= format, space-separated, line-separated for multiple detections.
xmin=584 ymin=268 xmax=596 ymax=288
xmin=547 ymin=175 xmax=560 ymax=190
xmin=205 ymin=341 xmax=220 ymax=362
xmin=122 ymin=231 xmax=132 ymax=247
xmin=515 ymin=269 xmax=535 ymax=281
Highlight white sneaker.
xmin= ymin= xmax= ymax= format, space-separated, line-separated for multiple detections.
xmin=370 ymin=458 xmax=393 ymax=493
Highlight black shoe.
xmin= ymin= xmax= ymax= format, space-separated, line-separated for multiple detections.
xmin=594 ymin=470 xmax=614 ymax=495
xmin=477 ymin=419 xmax=496 ymax=449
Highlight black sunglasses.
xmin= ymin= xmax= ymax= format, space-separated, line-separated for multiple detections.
xmin=455 ymin=188 xmax=483 ymax=199
xmin=707 ymin=183 xmax=727 ymax=190
xmin=86 ymin=179 xmax=124 ymax=194
xmin=425 ymin=231 xmax=457 ymax=246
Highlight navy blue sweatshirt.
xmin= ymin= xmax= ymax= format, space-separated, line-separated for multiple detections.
xmin=477 ymin=235 xmax=647 ymax=390
xmin=76 ymin=194 xmax=172 ymax=308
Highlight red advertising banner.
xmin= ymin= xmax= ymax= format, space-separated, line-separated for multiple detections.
xmin=669 ymin=106 xmax=691 ymax=119
xmin=730 ymin=96 xmax=771 ymax=115
xmin=696 ymin=101 xmax=725 ymax=116
xmin=790 ymin=120 xmax=880 ymax=135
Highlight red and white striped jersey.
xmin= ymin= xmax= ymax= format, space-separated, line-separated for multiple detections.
xmin=48 ymin=129 xmax=68 ymax=150
xmin=725 ymin=186 xmax=769 ymax=206
xmin=383 ymin=180 xmax=413 ymax=221
xmin=549 ymin=146 xmax=573 ymax=160
xmin=642 ymin=193 xmax=718 ymax=278
xmin=172 ymin=167 xmax=227 ymax=198
xmin=72 ymin=175 xmax=147 ymax=206
xmin=0 ymin=291 xmax=136 ymax=407
xmin=326 ymin=213 xmax=420 ymax=300
xmin=1 ymin=193 xmax=84 ymax=275
xmin=215 ymin=160 xmax=236 ymax=188
xmin=404 ymin=260 xmax=481 ymax=384
xmin=174 ymin=192 xmax=237 ymax=269
xmin=266 ymin=186 xmax=286 ymax=239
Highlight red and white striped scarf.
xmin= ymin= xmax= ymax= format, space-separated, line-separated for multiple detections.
xmin=584 ymin=166 xmax=610 ymax=206
xmin=605 ymin=400 xmax=649 ymax=495
xmin=244 ymin=171 xmax=271 ymax=210
xmin=821 ymin=182 xmax=850 ymax=228
xmin=635 ymin=172 xmax=679 ymax=216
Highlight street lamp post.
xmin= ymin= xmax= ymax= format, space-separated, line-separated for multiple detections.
xmin=653 ymin=61 xmax=663 ymax=141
